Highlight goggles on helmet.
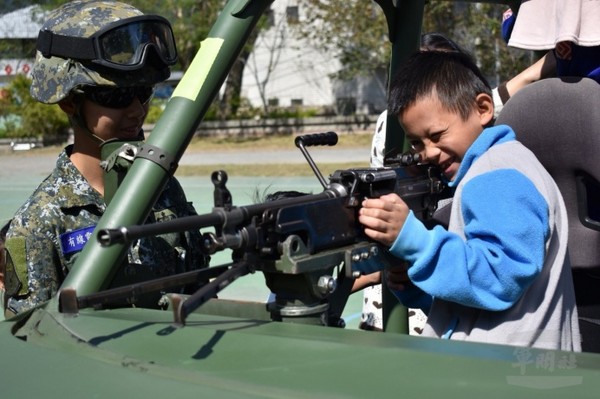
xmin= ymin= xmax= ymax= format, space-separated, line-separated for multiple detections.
xmin=37 ymin=15 xmax=177 ymax=71
xmin=81 ymin=86 xmax=154 ymax=109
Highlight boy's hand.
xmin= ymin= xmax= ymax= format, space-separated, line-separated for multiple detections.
xmin=358 ymin=193 xmax=409 ymax=246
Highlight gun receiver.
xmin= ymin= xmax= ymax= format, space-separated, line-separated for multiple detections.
xmin=96 ymin=132 xmax=447 ymax=326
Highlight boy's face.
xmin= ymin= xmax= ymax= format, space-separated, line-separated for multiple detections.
xmin=400 ymin=94 xmax=493 ymax=181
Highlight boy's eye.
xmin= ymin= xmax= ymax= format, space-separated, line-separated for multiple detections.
xmin=410 ymin=140 xmax=424 ymax=151
xmin=429 ymin=133 xmax=442 ymax=142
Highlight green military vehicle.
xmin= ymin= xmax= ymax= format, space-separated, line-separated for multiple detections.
xmin=2 ymin=0 xmax=600 ymax=397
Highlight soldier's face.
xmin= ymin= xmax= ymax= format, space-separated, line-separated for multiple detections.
xmin=81 ymin=97 xmax=149 ymax=141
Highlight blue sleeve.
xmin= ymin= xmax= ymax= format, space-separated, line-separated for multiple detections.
xmin=389 ymin=169 xmax=549 ymax=311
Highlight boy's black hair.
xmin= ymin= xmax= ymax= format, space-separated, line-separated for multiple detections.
xmin=388 ymin=51 xmax=492 ymax=121
xmin=421 ymin=32 xmax=465 ymax=53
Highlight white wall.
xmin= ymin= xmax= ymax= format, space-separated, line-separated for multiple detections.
xmin=241 ymin=1 xmax=340 ymax=109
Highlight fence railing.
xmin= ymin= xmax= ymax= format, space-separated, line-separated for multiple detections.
xmin=0 ymin=115 xmax=380 ymax=152
xmin=145 ymin=115 xmax=379 ymax=137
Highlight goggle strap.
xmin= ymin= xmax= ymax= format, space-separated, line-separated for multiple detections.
xmin=37 ymin=30 xmax=96 ymax=60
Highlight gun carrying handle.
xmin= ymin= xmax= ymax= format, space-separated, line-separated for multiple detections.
xmin=294 ymin=132 xmax=338 ymax=189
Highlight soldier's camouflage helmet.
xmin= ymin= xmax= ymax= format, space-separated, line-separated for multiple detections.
xmin=31 ymin=0 xmax=178 ymax=104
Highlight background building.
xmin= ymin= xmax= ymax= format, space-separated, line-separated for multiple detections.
xmin=240 ymin=1 xmax=385 ymax=115
xmin=0 ymin=5 xmax=43 ymax=86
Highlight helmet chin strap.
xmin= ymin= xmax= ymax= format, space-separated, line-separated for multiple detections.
xmin=69 ymin=94 xmax=146 ymax=146
xmin=72 ymin=98 xmax=106 ymax=146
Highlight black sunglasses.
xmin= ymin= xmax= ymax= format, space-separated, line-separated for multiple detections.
xmin=82 ymin=86 xmax=154 ymax=109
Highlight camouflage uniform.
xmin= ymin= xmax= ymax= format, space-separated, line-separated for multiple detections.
xmin=3 ymin=146 xmax=206 ymax=315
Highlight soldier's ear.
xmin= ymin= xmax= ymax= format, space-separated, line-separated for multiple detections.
xmin=57 ymin=95 xmax=77 ymax=116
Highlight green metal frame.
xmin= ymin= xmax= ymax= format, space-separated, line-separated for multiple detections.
xmin=3 ymin=2 xmax=598 ymax=397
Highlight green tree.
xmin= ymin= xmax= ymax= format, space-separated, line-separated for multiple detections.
xmin=0 ymin=75 xmax=70 ymax=142
xmin=127 ymin=0 xmax=220 ymax=71
xmin=246 ymin=8 xmax=289 ymax=115
xmin=296 ymin=0 xmax=535 ymax=92
xmin=129 ymin=0 xmax=268 ymax=119
xmin=28 ymin=0 xmax=267 ymax=119
xmin=296 ymin=0 xmax=389 ymax=82
xmin=425 ymin=1 xmax=534 ymax=87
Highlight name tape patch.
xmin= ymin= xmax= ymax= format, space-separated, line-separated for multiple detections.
xmin=60 ymin=225 xmax=96 ymax=255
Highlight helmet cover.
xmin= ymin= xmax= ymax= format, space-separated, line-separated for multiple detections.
xmin=31 ymin=0 xmax=172 ymax=103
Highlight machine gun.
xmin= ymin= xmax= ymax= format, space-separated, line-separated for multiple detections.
xmin=94 ymin=132 xmax=447 ymax=327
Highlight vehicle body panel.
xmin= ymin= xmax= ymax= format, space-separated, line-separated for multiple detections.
xmin=2 ymin=1 xmax=599 ymax=397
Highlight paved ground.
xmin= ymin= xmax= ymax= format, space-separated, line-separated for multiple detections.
xmin=0 ymin=150 xmax=56 ymax=178
xmin=0 ymin=145 xmax=368 ymax=328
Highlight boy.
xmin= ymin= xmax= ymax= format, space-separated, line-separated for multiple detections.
xmin=358 ymin=51 xmax=581 ymax=351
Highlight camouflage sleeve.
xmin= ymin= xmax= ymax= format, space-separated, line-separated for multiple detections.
xmin=164 ymin=177 xmax=209 ymax=272
xmin=147 ymin=177 xmax=208 ymax=275
xmin=4 ymin=206 xmax=62 ymax=315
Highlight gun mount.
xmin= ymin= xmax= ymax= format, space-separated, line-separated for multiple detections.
xmin=94 ymin=132 xmax=447 ymax=326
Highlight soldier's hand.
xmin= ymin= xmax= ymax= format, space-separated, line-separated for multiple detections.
xmin=386 ymin=263 xmax=410 ymax=291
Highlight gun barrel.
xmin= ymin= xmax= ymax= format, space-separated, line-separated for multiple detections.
xmin=98 ymin=212 xmax=226 ymax=246
xmin=97 ymin=190 xmax=338 ymax=247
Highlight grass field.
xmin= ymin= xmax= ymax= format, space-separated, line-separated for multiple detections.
xmin=186 ymin=131 xmax=374 ymax=151
xmin=175 ymin=162 xmax=369 ymax=177
xmin=26 ymin=132 xmax=373 ymax=153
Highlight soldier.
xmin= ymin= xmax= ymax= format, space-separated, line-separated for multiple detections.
xmin=2 ymin=0 xmax=207 ymax=317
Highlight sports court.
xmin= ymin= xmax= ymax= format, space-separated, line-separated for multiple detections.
xmin=0 ymin=151 xmax=364 ymax=329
